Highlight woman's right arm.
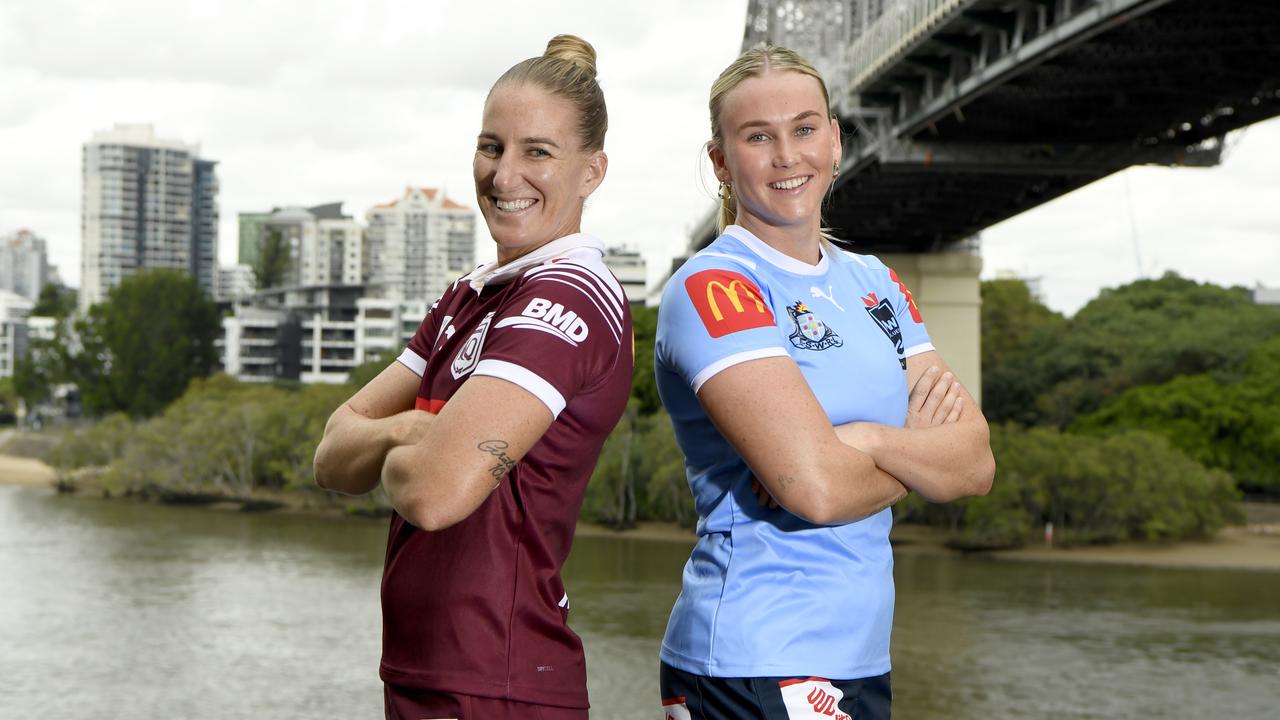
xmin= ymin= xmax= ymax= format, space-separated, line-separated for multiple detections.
xmin=698 ymin=356 xmax=909 ymax=525
xmin=313 ymin=361 xmax=432 ymax=496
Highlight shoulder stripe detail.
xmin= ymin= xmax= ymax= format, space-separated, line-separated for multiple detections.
xmin=396 ymin=348 xmax=426 ymax=377
xmin=691 ymin=347 xmax=790 ymax=394
xmin=494 ymin=316 xmax=584 ymax=347
xmin=697 ymin=251 xmax=757 ymax=270
xmin=526 ymin=263 xmax=625 ymax=323
xmin=535 ymin=277 xmax=622 ymax=344
xmin=526 ymin=268 xmax=624 ymax=334
xmin=472 ymin=359 xmax=567 ymax=419
xmin=550 ymin=259 xmax=627 ymax=306
xmin=904 ymin=342 xmax=935 ymax=358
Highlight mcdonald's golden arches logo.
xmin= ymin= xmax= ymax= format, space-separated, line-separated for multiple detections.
xmin=684 ymin=269 xmax=776 ymax=338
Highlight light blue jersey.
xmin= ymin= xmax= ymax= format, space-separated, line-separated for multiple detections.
xmin=655 ymin=225 xmax=933 ymax=679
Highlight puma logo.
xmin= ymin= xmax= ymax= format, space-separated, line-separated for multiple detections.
xmin=809 ymin=285 xmax=844 ymax=312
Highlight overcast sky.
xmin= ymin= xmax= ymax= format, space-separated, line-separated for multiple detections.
xmin=2 ymin=0 xmax=1276 ymax=315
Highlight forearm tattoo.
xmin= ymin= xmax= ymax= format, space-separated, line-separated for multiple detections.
xmin=478 ymin=440 xmax=517 ymax=482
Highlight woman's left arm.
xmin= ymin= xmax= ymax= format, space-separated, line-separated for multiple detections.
xmin=837 ymin=350 xmax=995 ymax=502
xmin=381 ymin=376 xmax=553 ymax=531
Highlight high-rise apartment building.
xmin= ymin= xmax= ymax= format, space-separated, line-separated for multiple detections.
xmin=80 ymin=124 xmax=218 ymax=311
xmin=365 ymin=187 xmax=475 ymax=302
xmin=0 ymin=229 xmax=49 ymax=301
xmin=239 ymin=203 xmax=362 ymax=289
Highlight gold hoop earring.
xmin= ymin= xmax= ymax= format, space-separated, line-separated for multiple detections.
xmin=718 ymin=182 xmax=733 ymax=201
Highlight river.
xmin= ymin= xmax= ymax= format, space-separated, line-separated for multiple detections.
xmin=1 ymin=486 xmax=1277 ymax=719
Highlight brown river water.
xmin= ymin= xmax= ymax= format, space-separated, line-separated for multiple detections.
xmin=1 ymin=486 xmax=1277 ymax=719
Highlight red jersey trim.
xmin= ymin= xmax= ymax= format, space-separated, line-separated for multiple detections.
xmin=414 ymin=398 xmax=447 ymax=413
xmin=778 ymin=676 xmax=832 ymax=688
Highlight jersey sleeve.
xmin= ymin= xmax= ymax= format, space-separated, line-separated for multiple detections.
xmin=655 ymin=258 xmax=789 ymax=393
xmin=397 ymin=297 xmax=446 ymax=378
xmin=883 ymin=265 xmax=933 ymax=357
xmin=471 ymin=262 xmax=628 ymax=419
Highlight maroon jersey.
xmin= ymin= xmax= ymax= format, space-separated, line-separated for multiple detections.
xmin=380 ymin=234 xmax=633 ymax=709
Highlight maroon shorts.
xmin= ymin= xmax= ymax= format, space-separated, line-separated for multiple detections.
xmin=384 ymin=684 xmax=589 ymax=720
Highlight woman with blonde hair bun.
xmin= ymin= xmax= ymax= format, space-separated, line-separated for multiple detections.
xmin=314 ymin=34 xmax=630 ymax=720
xmin=654 ymin=44 xmax=995 ymax=719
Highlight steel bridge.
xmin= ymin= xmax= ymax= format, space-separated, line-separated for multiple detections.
xmin=693 ymin=0 xmax=1280 ymax=253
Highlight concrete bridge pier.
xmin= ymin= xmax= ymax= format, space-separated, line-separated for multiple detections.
xmin=878 ymin=247 xmax=983 ymax=406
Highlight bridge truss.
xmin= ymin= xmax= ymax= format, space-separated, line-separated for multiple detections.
xmin=696 ymin=0 xmax=1280 ymax=252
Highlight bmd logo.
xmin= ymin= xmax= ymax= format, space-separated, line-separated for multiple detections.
xmin=494 ymin=297 xmax=590 ymax=346
xmin=684 ymin=269 xmax=775 ymax=338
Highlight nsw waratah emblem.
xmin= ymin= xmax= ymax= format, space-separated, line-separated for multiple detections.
xmin=863 ymin=293 xmax=906 ymax=368
xmin=787 ymin=301 xmax=843 ymax=351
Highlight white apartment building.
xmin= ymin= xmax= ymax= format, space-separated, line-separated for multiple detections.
xmin=221 ymin=306 xmax=292 ymax=383
xmin=354 ymin=297 xmax=429 ymax=364
xmin=80 ymin=124 xmax=218 ymax=311
xmin=220 ymin=289 xmax=429 ymax=385
xmin=0 ymin=229 xmax=49 ymax=301
xmin=214 ymin=264 xmax=257 ymax=302
xmin=0 ymin=290 xmax=34 ymax=378
xmin=365 ymin=187 xmax=475 ymax=303
xmin=603 ymin=246 xmax=647 ymax=307
xmin=241 ymin=203 xmax=363 ymax=289
xmin=311 ymin=217 xmax=363 ymax=286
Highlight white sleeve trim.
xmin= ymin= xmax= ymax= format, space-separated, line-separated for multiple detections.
xmin=472 ymin=359 xmax=568 ymax=419
xmin=396 ymin=348 xmax=427 ymax=377
xmin=691 ymin=347 xmax=790 ymax=394
xmin=904 ymin=342 xmax=935 ymax=358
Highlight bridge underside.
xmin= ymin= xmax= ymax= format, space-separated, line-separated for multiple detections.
xmin=827 ymin=0 xmax=1280 ymax=252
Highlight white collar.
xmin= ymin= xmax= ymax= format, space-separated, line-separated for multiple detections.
xmin=723 ymin=225 xmax=829 ymax=276
xmin=464 ymin=232 xmax=605 ymax=292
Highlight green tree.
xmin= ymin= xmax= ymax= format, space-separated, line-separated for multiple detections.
xmin=630 ymin=305 xmax=662 ymax=414
xmin=30 ymin=282 xmax=77 ymax=317
xmin=1074 ymin=335 xmax=1280 ymax=494
xmin=980 ymin=278 xmax=1064 ymax=376
xmin=11 ymin=317 xmax=75 ymax=409
xmin=347 ymin=349 xmax=400 ymax=389
xmin=0 ymin=377 xmax=17 ymax=420
xmin=902 ymin=424 xmax=1241 ymax=547
xmin=255 ymin=226 xmax=292 ymax=290
xmin=71 ymin=269 xmax=221 ymax=418
xmin=984 ymin=273 xmax=1280 ymax=427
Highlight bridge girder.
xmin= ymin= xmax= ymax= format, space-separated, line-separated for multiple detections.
xmin=694 ymin=0 xmax=1280 ymax=254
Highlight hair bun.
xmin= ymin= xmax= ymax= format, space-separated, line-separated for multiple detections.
xmin=544 ymin=34 xmax=598 ymax=77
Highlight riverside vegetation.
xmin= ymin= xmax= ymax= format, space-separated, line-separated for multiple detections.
xmin=14 ymin=270 xmax=1278 ymax=548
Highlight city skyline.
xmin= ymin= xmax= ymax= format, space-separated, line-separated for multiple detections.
xmin=1 ymin=0 xmax=1277 ymax=315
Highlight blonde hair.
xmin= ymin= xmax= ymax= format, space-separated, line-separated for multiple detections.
xmin=708 ymin=45 xmax=836 ymax=237
xmin=491 ymin=34 xmax=608 ymax=152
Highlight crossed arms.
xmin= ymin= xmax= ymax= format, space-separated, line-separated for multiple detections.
xmin=698 ymin=350 xmax=995 ymax=526
xmin=312 ymin=361 xmax=553 ymax=531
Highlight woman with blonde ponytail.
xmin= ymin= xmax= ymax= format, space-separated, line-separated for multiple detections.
xmin=314 ymin=34 xmax=630 ymax=720
xmin=653 ymin=45 xmax=995 ymax=718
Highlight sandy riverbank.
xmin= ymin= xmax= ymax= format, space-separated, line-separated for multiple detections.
xmin=0 ymin=453 xmax=56 ymax=487
xmin=4 ymin=451 xmax=1277 ymax=572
